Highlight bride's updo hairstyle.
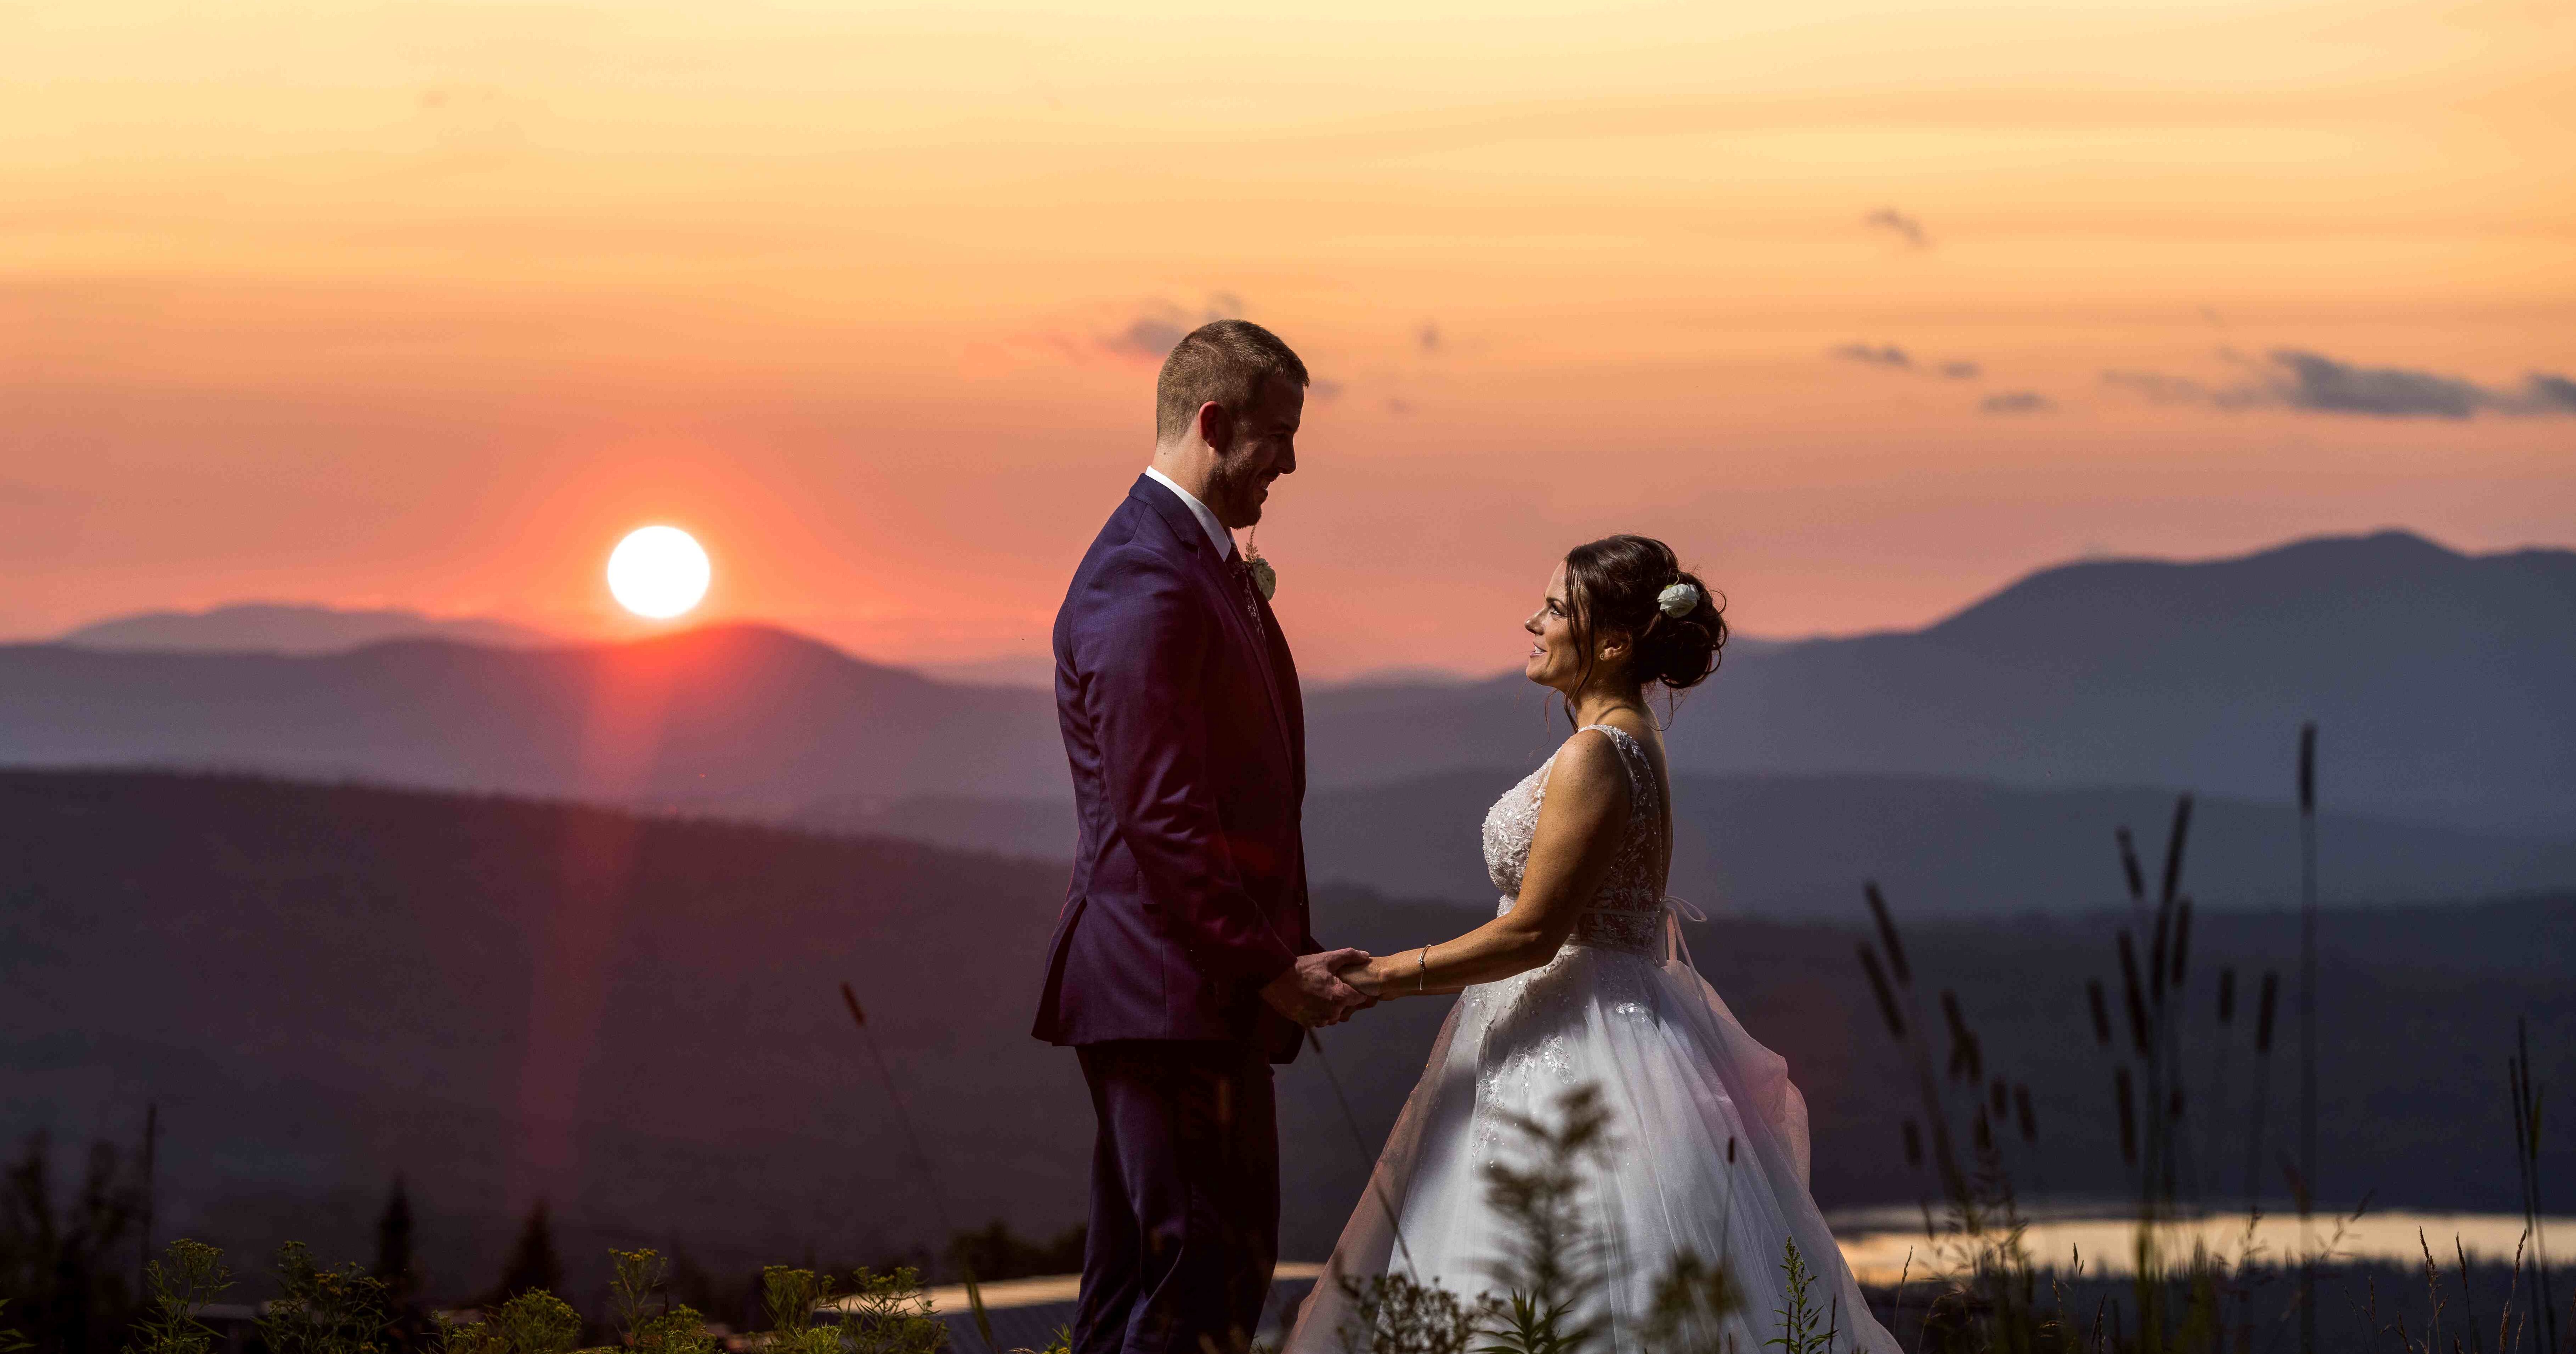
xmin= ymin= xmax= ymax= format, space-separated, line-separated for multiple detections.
xmin=1563 ymin=534 xmax=1728 ymax=701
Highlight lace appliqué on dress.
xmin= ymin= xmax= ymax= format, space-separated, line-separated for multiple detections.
xmin=1468 ymin=724 xmax=1674 ymax=1161
xmin=1479 ymin=723 xmax=1668 ymax=955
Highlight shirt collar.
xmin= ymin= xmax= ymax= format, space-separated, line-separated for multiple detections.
xmin=1143 ymin=465 xmax=1236 ymax=561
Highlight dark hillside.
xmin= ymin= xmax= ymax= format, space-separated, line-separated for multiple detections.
xmin=808 ymin=773 xmax=2576 ymax=917
xmin=2 ymin=771 xmax=2566 ymax=1299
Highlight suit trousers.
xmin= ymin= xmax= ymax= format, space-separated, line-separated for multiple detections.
xmin=1072 ymin=1040 xmax=1280 ymax=1354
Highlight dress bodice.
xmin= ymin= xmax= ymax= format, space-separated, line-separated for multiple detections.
xmin=1480 ymin=723 xmax=1670 ymax=953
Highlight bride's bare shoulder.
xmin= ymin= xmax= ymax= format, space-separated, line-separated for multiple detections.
xmin=1542 ymin=728 xmax=1631 ymax=812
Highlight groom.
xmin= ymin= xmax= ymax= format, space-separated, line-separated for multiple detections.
xmin=1032 ymin=319 xmax=1375 ymax=1354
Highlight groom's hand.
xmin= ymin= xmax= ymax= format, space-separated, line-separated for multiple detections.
xmin=1262 ymin=948 xmax=1376 ymax=1027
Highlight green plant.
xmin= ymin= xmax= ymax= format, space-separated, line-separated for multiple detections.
xmin=1005 ymin=1327 xmax=1071 ymax=1354
xmin=1641 ymin=1248 xmax=1744 ymax=1354
xmin=1475 ymin=1085 xmax=1614 ymax=1354
xmin=1761 ymin=1241 xmax=1835 ymax=1354
xmin=126 ymin=1240 xmax=232 ymax=1354
xmin=607 ymin=1249 xmax=714 ymax=1354
xmin=760 ymin=1265 xmax=837 ymax=1354
xmin=1335 ymin=1273 xmax=1493 ymax=1354
xmin=488 ymin=1291 xmax=581 ymax=1354
xmin=1 ymin=1297 xmax=27 ymax=1354
xmin=257 ymin=1241 xmax=392 ymax=1354
xmin=834 ymin=1268 xmax=947 ymax=1354
xmin=759 ymin=1265 xmax=945 ymax=1354
xmin=434 ymin=1287 xmax=581 ymax=1354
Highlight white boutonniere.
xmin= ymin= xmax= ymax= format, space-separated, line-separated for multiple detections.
xmin=1243 ymin=537 xmax=1276 ymax=600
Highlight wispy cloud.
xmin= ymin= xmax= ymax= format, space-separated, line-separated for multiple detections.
xmin=1100 ymin=293 xmax=1246 ymax=360
xmin=1830 ymin=341 xmax=1912 ymax=368
xmin=1863 ymin=207 xmax=1929 ymax=249
xmin=1980 ymin=391 xmax=2055 ymax=415
xmin=2104 ymin=349 xmax=2576 ymax=419
xmin=1105 ymin=316 xmax=1188 ymax=359
xmin=1830 ymin=342 xmax=1981 ymax=379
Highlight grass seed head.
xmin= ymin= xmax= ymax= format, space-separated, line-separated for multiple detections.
xmin=1863 ymin=881 xmax=1911 ymax=986
xmin=1858 ymin=944 xmax=1906 ymax=1041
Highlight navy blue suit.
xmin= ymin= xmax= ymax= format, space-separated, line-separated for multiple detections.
xmin=1034 ymin=475 xmax=1317 ymax=1354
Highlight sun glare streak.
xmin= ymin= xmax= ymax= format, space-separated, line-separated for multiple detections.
xmin=606 ymin=526 xmax=712 ymax=619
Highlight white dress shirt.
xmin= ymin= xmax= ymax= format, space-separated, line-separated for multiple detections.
xmin=1144 ymin=465 xmax=1236 ymax=561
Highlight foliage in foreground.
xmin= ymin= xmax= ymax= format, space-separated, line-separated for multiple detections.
xmin=1851 ymin=781 xmax=2572 ymax=1353
xmin=1338 ymin=1084 xmax=1756 ymax=1354
xmin=125 ymin=1240 xmax=230 ymax=1354
xmin=101 ymin=1238 xmax=952 ymax=1354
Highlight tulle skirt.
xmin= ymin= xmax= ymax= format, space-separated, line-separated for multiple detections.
xmin=1286 ymin=934 xmax=1899 ymax=1354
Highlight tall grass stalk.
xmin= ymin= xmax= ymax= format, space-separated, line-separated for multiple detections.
xmin=840 ymin=983 xmax=995 ymax=1354
xmin=2295 ymin=723 xmax=2318 ymax=1354
xmin=1308 ymin=1030 xmax=1423 ymax=1277
xmin=2507 ymin=1018 xmax=2558 ymax=1354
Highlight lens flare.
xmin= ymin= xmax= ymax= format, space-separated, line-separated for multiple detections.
xmin=606 ymin=526 xmax=711 ymax=619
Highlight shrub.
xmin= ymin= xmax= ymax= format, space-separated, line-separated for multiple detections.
xmin=259 ymin=1241 xmax=393 ymax=1354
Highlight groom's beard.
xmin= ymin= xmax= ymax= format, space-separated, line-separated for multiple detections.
xmin=1203 ymin=459 xmax=1266 ymax=527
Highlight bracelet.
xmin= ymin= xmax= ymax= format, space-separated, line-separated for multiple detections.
xmin=1416 ymin=945 xmax=1429 ymax=993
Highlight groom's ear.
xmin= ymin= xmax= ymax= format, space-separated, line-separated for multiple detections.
xmin=1195 ymin=400 xmax=1235 ymax=454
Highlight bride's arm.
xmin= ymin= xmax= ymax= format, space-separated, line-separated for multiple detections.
xmin=1338 ymin=730 xmax=1632 ymax=998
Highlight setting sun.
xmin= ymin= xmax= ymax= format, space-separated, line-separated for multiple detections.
xmin=606 ymin=526 xmax=712 ymax=620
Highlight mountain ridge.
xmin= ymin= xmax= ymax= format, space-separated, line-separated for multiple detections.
xmin=57 ymin=602 xmax=561 ymax=655
xmin=6 ymin=530 xmax=2570 ymax=827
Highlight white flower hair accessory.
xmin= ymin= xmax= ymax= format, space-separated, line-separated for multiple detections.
xmin=1657 ymin=582 xmax=1700 ymax=618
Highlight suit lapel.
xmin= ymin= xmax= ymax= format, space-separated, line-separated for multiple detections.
xmin=1130 ymin=477 xmax=1295 ymax=767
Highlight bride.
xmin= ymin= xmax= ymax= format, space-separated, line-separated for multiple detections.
xmin=1289 ymin=534 xmax=1897 ymax=1354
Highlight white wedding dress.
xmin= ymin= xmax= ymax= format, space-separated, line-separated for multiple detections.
xmin=1288 ymin=725 xmax=1898 ymax=1354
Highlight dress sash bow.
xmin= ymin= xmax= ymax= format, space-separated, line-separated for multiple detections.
xmin=1661 ymin=895 xmax=1708 ymax=968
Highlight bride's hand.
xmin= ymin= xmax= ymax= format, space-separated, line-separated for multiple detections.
xmin=1334 ymin=955 xmax=1385 ymax=999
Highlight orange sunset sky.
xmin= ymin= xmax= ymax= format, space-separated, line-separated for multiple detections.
xmin=5 ymin=0 xmax=2571 ymax=679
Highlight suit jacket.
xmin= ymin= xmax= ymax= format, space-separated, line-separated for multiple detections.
xmin=1031 ymin=475 xmax=1316 ymax=1063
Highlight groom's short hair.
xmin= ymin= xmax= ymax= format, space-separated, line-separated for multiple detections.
xmin=1155 ymin=320 xmax=1309 ymax=442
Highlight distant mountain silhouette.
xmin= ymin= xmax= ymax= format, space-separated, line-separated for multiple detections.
xmin=0 ymin=623 xmax=1061 ymax=803
xmin=1300 ymin=531 xmax=2576 ymax=828
xmin=60 ymin=603 xmax=558 ymax=655
xmin=804 ymin=774 xmax=2576 ymax=917
xmin=5 ymin=532 xmax=2570 ymax=826
xmin=2 ymin=771 xmax=2565 ymax=1298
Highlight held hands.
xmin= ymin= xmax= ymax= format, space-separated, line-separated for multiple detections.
xmin=1261 ymin=947 xmax=1377 ymax=1027
xmin=1333 ymin=952 xmax=1385 ymax=1000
